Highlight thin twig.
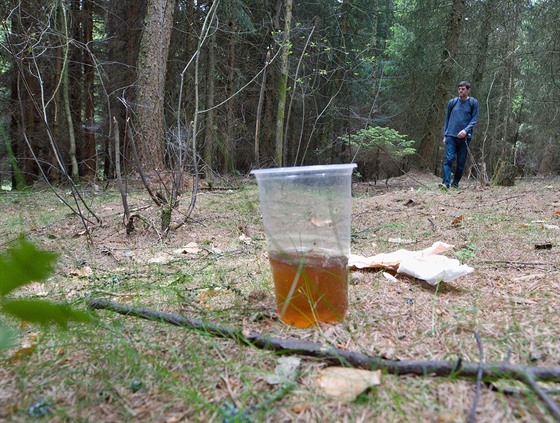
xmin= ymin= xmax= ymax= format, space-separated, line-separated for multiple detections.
xmin=520 ymin=370 xmax=560 ymax=421
xmin=495 ymin=194 xmax=525 ymax=203
xmin=478 ymin=260 xmax=555 ymax=268
xmin=469 ymin=331 xmax=484 ymax=423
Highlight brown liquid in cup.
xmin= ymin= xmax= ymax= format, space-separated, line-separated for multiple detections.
xmin=268 ymin=251 xmax=348 ymax=328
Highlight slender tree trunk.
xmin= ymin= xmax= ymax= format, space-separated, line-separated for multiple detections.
xmin=63 ymin=50 xmax=79 ymax=181
xmin=501 ymin=2 xmax=520 ymax=158
xmin=317 ymin=0 xmax=350 ymax=164
xmin=417 ymin=0 xmax=465 ymax=172
xmin=204 ymin=32 xmax=216 ymax=182
xmin=224 ymin=20 xmax=237 ymax=173
xmin=135 ymin=0 xmax=177 ymax=171
xmin=69 ymin=0 xmax=82 ymax=179
xmin=9 ymin=66 xmax=26 ymax=189
xmin=371 ymin=0 xmax=379 ymax=49
xmin=255 ymin=50 xmax=270 ymax=168
xmin=58 ymin=1 xmax=79 ymax=181
xmin=274 ymin=0 xmax=293 ymax=166
xmin=83 ymin=0 xmax=96 ymax=177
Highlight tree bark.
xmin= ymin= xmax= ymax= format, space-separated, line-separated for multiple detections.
xmin=83 ymin=0 xmax=96 ymax=177
xmin=274 ymin=0 xmax=293 ymax=166
xmin=416 ymin=0 xmax=465 ymax=172
xmin=224 ymin=20 xmax=237 ymax=173
xmin=134 ymin=0 xmax=177 ymax=171
xmin=204 ymin=32 xmax=216 ymax=182
xmin=255 ymin=50 xmax=270 ymax=168
xmin=69 ymin=0 xmax=83 ymax=180
xmin=104 ymin=0 xmax=147 ymax=179
xmin=471 ymin=1 xmax=493 ymax=89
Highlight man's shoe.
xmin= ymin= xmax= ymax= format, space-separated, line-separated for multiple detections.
xmin=438 ymin=183 xmax=449 ymax=191
xmin=450 ymin=183 xmax=459 ymax=189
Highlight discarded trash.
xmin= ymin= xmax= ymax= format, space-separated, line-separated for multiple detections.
xmin=349 ymin=241 xmax=474 ymax=285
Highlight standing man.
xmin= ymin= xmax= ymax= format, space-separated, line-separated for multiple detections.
xmin=440 ymin=81 xmax=479 ymax=189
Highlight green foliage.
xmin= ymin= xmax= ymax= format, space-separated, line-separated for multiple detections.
xmin=341 ymin=126 xmax=416 ymax=158
xmin=0 ymin=237 xmax=58 ymax=297
xmin=339 ymin=126 xmax=415 ymax=183
xmin=3 ymin=299 xmax=90 ymax=328
xmin=0 ymin=237 xmax=90 ymax=351
xmin=455 ymin=244 xmax=476 ymax=261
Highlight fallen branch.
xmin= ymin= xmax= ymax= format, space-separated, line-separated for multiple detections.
xmin=479 ymin=259 xmax=557 ymax=269
xmin=87 ymin=299 xmax=560 ymax=418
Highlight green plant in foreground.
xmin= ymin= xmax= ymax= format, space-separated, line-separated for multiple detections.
xmin=455 ymin=244 xmax=476 ymax=261
xmin=0 ymin=237 xmax=90 ymax=351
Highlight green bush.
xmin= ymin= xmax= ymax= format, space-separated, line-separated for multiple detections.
xmin=340 ymin=126 xmax=415 ymax=183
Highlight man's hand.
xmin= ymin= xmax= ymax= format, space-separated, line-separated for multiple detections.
xmin=457 ymin=130 xmax=467 ymax=138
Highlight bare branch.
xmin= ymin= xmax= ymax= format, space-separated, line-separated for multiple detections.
xmin=88 ymin=299 xmax=560 ymax=387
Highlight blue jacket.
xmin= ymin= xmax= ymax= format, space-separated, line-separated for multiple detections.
xmin=443 ymin=97 xmax=479 ymax=139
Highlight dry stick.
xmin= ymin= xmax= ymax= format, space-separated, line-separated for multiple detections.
xmin=469 ymin=331 xmax=484 ymax=423
xmin=87 ymin=299 xmax=560 ymax=385
xmin=478 ymin=260 xmax=556 ymax=269
xmin=521 ymin=371 xmax=560 ymax=421
xmin=495 ymin=194 xmax=525 ymax=203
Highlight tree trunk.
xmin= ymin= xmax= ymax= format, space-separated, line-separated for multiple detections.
xmin=274 ymin=0 xmax=293 ymax=166
xmin=316 ymin=0 xmax=350 ymax=165
xmin=69 ymin=0 xmax=83 ymax=180
xmin=416 ymin=0 xmax=465 ymax=172
xmin=204 ymin=32 xmax=216 ymax=182
xmin=501 ymin=2 xmax=520 ymax=159
xmin=10 ymin=5 xmax=41 ymax=186
xmin=63 ymin=45 xmax=79 ymax=181
xmin=134 ymin=0 xmax=177 ymax=171
xmin=104 ymin=0 xmax=147 ymax=179
xmin=83 ymin=0 xmax=96 ymax=177
xmin=224 ymin=20 xmax=237 ymax=173
xmin=471 ymin=1 xmax=493 ymax=89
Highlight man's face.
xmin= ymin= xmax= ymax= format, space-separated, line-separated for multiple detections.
xmin=458 ymin=86 xmax=470 ymax=97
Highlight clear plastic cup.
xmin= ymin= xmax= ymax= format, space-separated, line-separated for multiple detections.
xmin=251 ymin=164 xmax=356 ymax=328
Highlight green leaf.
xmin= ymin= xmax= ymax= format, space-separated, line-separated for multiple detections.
xmin=0 ymin=237 xmax=58 ymax=297
xmin=0 ymin=320 xmax=17 ymax=351
xmin=2 ymin=299 xmax=91 ymax=329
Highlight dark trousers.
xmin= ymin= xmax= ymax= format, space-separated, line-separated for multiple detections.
xmin=442 ymin=136 xmax=471 ymax=187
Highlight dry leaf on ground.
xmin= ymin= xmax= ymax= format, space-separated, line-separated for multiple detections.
xmin=316 ymin=367 xmax=381 ymax=401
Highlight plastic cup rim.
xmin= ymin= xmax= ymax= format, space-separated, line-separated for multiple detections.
xmin=250 ymin=163 xmax=356 ymax=176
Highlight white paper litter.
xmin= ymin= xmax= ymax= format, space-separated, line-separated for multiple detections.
xmin=397 ymin=254 xmax=474 ymax=285
xmin=349 ymin=241 xmax=474 ymax=285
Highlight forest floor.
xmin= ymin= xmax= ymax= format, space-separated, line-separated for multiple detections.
xmin=1 ymin=171 xmax=559 ymax=422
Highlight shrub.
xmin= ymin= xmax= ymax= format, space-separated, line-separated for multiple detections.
xmin=339 ymin=126 xmax=415 ymax=184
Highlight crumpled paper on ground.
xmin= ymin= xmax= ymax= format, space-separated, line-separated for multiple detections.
xmin=349 ymin=241 xmax=474 ymax=285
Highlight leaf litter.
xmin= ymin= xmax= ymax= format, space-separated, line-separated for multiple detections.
xmin=1 ymin=173 xmax=559 ymax=422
